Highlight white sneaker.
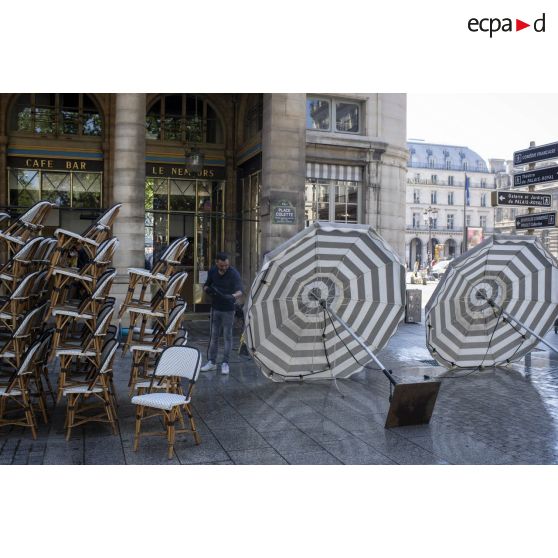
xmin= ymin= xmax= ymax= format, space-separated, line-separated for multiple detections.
xmin=201 ymin=361 xmax=217 ymax=372
xmin=221 ymin=362 xmax=230 ymax=375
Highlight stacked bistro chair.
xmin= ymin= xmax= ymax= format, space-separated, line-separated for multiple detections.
xmin=0 ymin=271 xmax=45 ymax=332
xmin=0 ymin=201 xmax=55 ymax=256
xmin=128 ymin=301 xmax=188 ymax=394
xmin=118 ymin=237 xmax=189 ymax=319
xmin=121 ymin=271 xmax=188 ymax=354
xmin=55 ymin=303 xmax=115 ymax=403
xmin=49 ymin=203 xmax=122 ymax=270
xmin=0 ymin=236 xmax=44 ymax=294
xmin=0 ymin=340 xmax=44 ymax=439
xmin=49 ymin=269 xmax=116 ymax=356
xmin=46 ymin=237 xmax=119 ymax=316
xmin=131 ymin=345 xmax=202 ymax=459
xmin=63 ymin=336 xmax=119 ymax=441
xmin=0 ymin=200 xmax=123 ymax=442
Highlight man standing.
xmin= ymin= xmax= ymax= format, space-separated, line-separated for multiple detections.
xmin=201 ymin=252 xmax=243 ymax=375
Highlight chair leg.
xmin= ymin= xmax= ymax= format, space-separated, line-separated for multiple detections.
xmin=185 ymin=404 xmax=201 ymax=445
xmin=22 ymin=391 xmax=37 ymax=440
xmin=166 ymin=411 xmax=175 ymax=459
xmin=133 ymin=405 xmax=144 ymax=451
xmin=66 ymin=394 xmax=77 ymax=441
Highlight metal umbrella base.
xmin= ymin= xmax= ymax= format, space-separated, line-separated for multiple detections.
xmin=324 ymin=303 xmax=441 ymax=429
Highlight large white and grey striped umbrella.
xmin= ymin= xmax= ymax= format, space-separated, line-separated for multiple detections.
xmin=426 ymin=235 xmax=558 ymax=368
xmin=245 ymin=222 xmax=405 ymax=381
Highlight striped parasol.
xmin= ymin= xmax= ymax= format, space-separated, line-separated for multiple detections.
xmin=426 ymin=235 xmax=558 ymax=368
xmin=245 ymin=222 xmax=405 ymax=381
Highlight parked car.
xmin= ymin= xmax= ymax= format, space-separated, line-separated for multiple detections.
xmin=431 ymin=259 xmax=452 ymax=279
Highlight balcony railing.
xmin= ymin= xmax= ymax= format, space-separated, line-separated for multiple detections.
xmin=406 ymin=225 xmax=495 ymax=234
xmin=407 ymin=160 xmax=490 ymax=173
xmin=407 ymin=178 xmax=495 ymax=189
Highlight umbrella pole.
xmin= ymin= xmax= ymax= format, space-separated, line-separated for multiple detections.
xmin=324 ymin=303 xmax=440 ymax=429
xmin=324 ymin=306 xmax=397 ymax=387
xmin=483 ymin=297 xmax=558 ymax=357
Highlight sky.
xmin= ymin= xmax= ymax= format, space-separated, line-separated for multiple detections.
xmin=407 ymin=94 xmax=558 ymax=162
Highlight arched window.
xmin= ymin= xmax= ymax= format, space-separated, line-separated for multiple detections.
xmin=9 ymin=94 xmax=102 ymax=137
xmin=146 ymin=94 xmax=223 ymax=143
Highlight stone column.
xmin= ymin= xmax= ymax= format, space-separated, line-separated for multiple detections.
xmin=111 ymin=93 xmax=146 ymax=316
xmin=260 ymin=93 xmax=306 ymax=257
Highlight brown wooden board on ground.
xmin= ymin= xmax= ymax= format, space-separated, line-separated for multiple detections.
xmin=385 ymin=380 xmax=441 ymax=428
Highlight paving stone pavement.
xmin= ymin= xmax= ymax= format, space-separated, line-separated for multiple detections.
xmin=3 ymin=312 xmax=558 ymax=465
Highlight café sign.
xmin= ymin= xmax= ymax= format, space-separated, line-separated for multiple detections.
xmin=7 ymin=156 xmax=102 ymax=172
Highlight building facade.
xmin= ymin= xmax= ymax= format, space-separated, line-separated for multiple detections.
xmin=405 ymin=141 xmax=496 ymax=268
xmin=0 ymin=93 xmax=407 ymax=310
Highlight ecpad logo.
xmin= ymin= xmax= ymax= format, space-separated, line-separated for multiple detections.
xmin=468 ymin=13 xmax=546 ymax=37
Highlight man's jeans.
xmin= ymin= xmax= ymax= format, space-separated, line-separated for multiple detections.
xmin=208 ymin=309 xmax=235 ymax=364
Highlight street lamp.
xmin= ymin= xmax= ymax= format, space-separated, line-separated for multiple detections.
xmin=423 ymin=206 xmax=438 ymax=278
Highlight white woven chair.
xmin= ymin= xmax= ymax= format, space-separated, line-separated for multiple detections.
xmin=131 ymin=345 xmax=202 ymax=459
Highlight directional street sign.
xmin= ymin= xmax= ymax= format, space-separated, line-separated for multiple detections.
xmin=513 ymin=166 xmax=558 ymax=187
xmin=514 ymin=142 xmax=558 ymax=166
xmin=515 ymin=211 xmax=557 ymax=230
xmin=491 ymin=190 xmax=552 ymax=207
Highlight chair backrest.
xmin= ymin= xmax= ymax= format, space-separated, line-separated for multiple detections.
xmin=11 ymin=271 xmax=41 ymax=299
xmin=175 ymin=238 xmax=190 ymax=262
xmin=163 ymin=271 xmax=188 ymax=299
xmin=97 ymin=204 xmax=122 ymax=229
xmin=33 ymin=237 xmax=57 ymax=262
xmin=93 ymin=305 xmax=115 ymax=336
xmin=13 ymin=305 xmax=43 ymax=338
xmin=172 ymin=328 xmax=188 ymax=346
xmin=154 ymin=346 xmax=201 ymax=381
xmin=17 ymin=340 xmax=43 ymax=376
xmin=91 ymin=269 xmax=116 ymax=299
xmin=19 ymin=201 xmax=53 ymax=225
xmin=14 ymin=236 xmax=43 ymax=262
xmin=164 ymin=301 xmax=187 ymax=335
xmin=36 ymin=328 xmax=55 ymax=364
xmin=94 ymin=237 xmax=119 ymax=264
xmin=98 ymin=338 xmax=119 ymax=374
xmin=158 ymin=237 xmax=184 ymax=264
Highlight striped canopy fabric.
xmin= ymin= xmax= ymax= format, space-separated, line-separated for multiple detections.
xmin=426 ymin=235 xmax=558 ymax=369
xmin=245 ymin=222 xmax=405 ymax=381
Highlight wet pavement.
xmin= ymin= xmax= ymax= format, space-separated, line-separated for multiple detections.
xmin=2 ymin=277 xmax=558 ymax=465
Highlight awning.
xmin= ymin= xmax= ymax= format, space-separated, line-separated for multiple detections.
xmin=306 ymin=162 xmax=362 ymax=182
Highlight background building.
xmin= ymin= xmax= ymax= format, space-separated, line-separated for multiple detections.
xmin=0 ymin=93 xmax=407 ymax=310
xmin=405 ymin=141 xmax=496 ymax=268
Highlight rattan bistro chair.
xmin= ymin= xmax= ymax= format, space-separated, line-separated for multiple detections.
xmin=118 ymin=237 xmax=189 ymax=318
xmin=50 ymin=203 xmax=122 ymax=268
xmin=0 ymin=236 xmax=43 ymax=293
xmin=121 ymin=272 xmax=188 ymax=354
xmin=131 ymin=346 xmax=202 ymax=459
xmin=0 ymin=340 xmax=43 ymax=439
xmin=63 ymin=338 xmax=119 ymax=441
xmin=0 ymin=201 xmax=55 ymax=256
